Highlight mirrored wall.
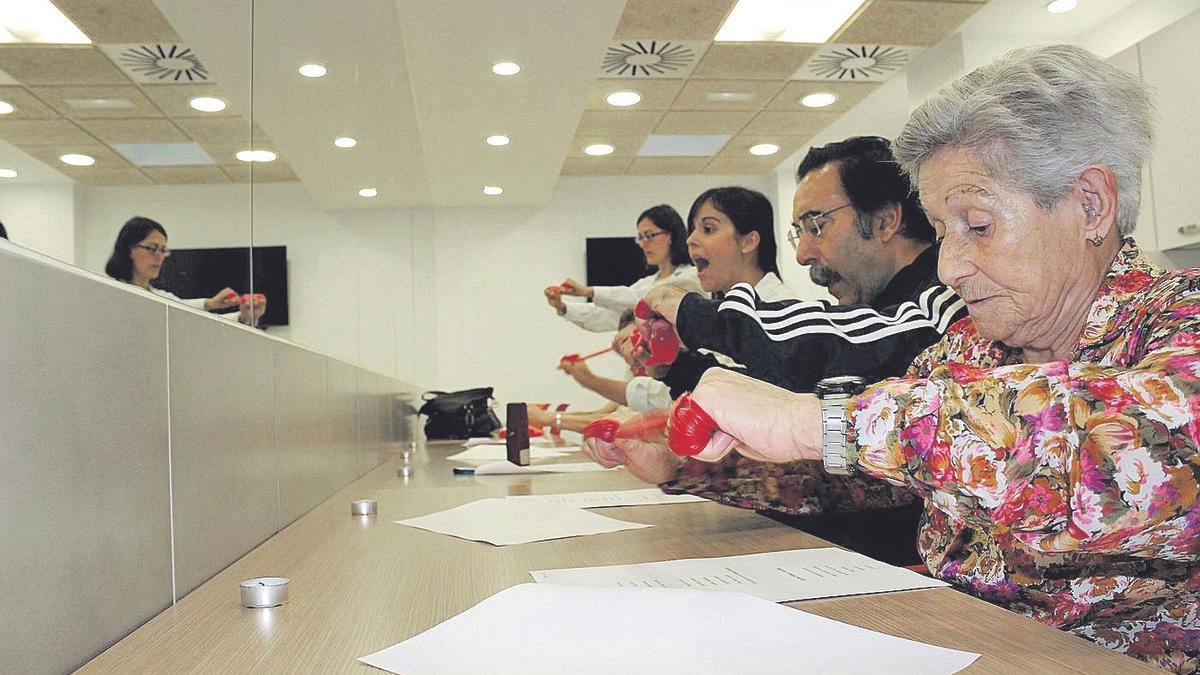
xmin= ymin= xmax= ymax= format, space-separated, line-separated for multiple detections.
xmin=0 ymin=0 xmax=256 ymax=322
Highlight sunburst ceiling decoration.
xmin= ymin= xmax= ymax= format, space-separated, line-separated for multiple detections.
xmin=99 ymin=43 xmax=209 ymax=83
xmin=599 ymin=40 xmax=704 ymax=78
xmin=794 ymin=44 xmax=921 ymax=82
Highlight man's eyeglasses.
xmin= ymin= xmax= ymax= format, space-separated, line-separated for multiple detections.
xmin=635 ymin=230 xmax=667 ymax=243
xmin=787 ymin=203 xmax=852 ymax=248
xmin=133 ymin=243 xmax=171 ymax=257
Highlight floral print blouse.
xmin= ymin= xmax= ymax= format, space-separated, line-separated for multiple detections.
xmin=847 ymin=239 xmax=1200 ymax=672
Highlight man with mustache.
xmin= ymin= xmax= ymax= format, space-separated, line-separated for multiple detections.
xmin=609 ymin=136 xmax=967 ymax=564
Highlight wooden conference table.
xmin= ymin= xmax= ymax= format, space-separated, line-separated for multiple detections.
xmin=79 ymin=441 xmax=1155 ymax=674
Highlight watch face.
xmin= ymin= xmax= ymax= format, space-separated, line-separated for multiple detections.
xmin=816 ymin=375 xmax=866 ymax=396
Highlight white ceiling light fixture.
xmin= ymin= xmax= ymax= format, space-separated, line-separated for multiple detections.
xmin=188 ymin=96 xmax=227 ymax=113
xmin=298 ymin=63 xmax=327 ymax=78
xmin=59 ymin=153 xmax=95 ymax=167
xmin=748 ymin=143 xmax=780 ymax=156
xmin=235 ymin=150 xmax=277 ymax=163
xmin=0 ymin=168 xmax=17 ymax=178
xmin=706 ymin=92 xmax=755 ymax=102
xmin=715 ymin=0 xmax=867 ymax=44
xmin=0 ymin=0 xmax=91 ymax=44
xmin=1046 ymin=0 xmax=1078 ymax=13
xmin=334 ymin=136 xmax=357 ymax=148
xmin=584 ymin=143 xmax=615 ymax=156
xmin=605 ymin=91 xmax=642 ymax=107
xmin=801 ymin=92 xmax=838 ymax=108
xmin=483 ymin=185 xmax=503 ymax=196
xmin=358 ymin=187 xmax=377 ymax=198
xmin=492 ymin=62 xmax=520 ymax=76
xmin=0 ymin=100 xmax=13 ymax=114
xmin=486 ymin=135 xmax=510 ymax=146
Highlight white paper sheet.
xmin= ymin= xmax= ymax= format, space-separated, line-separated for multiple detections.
xmin=395 ymin=498 xmax=651 ymax=546
xmin=507 ymin=488 xmax=706 ymax=509
xmin=358 ymin=583 xmax=979 ymax=675
xmin=463 ymin=437 xmax=571 ymax=448
xmin=445 ymin=444 xmax=578 ymax=463
xmin=530 ymin=547 xmax=947 ymax=602
xmin=472 ymin=460 xmax=614 ymax=475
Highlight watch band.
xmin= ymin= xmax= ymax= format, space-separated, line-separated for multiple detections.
xmin=820 ymin=395 xmax=856 ymax=475
xmin=815 ymin=376 xmax=865 ymax=476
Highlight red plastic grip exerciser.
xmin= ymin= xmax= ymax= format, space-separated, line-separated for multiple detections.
xmin=642 ymin=320 xmax=679 ymax=366
xmin=241 ymin=293 xmax=266 ymax=303
xmin=631 ymin=300 xmax=680 ymax=367
xmin=582 ymin=418 xmax=620 ymax=444
xmin=667 ymin=394 xmax=719 ymax=456
xmin=561 ymin=347 xmax=612 ymax=364
xmin=615 ymin=409 xmax=668 ymax=441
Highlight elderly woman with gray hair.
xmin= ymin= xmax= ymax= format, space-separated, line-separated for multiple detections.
xmin=620 ymin=45 xmax=1198 ymax=671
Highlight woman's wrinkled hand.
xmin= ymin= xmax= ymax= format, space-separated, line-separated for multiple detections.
xmin=679 ymin=368 xmax=823 ymax=464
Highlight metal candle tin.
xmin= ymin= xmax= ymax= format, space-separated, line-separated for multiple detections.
xmin=240 ymin=577 xmax=289 ymax=608
xmin=351 ymin=499 xmax=378 ymax=515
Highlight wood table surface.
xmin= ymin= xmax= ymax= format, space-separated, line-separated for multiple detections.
xmin=78 ymin=441 xmax=1157 ymax=674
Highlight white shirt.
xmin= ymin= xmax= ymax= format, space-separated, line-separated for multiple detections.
xmin=561 ymin=265 xmax=703 ymax=333
xmin=147 ymin=286 xmax=207 ymax=311
xmin=624 ymin=272 xmax=798 ymax=411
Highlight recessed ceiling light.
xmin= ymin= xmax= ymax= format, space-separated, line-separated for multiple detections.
xmin=486 ymin=135 xmax=510 ymax=146
xmin=748 ymin=143 xmax=780 ymax=156
xmin=298 ymin=63 xmax=327 ymax=78
xmin=358 ymin=187 xmax=377 ymax=198
xmin=1045 ymin=0 xmax=1077 ymax=13
xmin=334 ymin=136 xmax=357 ymax=148
xmin=605 ymin=91 xmax=641 ymax=107
xmin=64 ymin=97 xmax=133 ymax=110
xmin=235 ymin=150 xmax=277 ymax=163
xmin=584 ymin=143 xmax=615 ymax=156
xmin=188 ymin=96 xmax=227 ymax=113
xmin=59 ymin=153 xmax=95 ymax=167
xmin=0 ymin=0 xmax=91 ymax=44
xmin=706 ymin=92 xmax=755 ymax=102
xmin=483 ymin=185 xmax=503 ymax=196
xmin=0 ymin=100 xmax=15 ymax=114
xmin=801 ymin=92 xmax=837 ymax=108
xmin=0 ymin=168 xmax=17 ymax=178
xmin=715 ymin=0 xmax=866 ymax=43
xmin=492 ymin=62 xmax=520 ymax=76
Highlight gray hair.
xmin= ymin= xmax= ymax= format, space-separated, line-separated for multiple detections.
xmin=893 ymin=44 xmax=1154 ymax=236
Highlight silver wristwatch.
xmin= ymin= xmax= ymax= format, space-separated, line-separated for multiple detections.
xmin=814 ymin=376 xmax=866 ymax=475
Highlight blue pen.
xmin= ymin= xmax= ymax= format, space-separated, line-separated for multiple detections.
xmin=452 ymin=467 xmax=475 ymax=475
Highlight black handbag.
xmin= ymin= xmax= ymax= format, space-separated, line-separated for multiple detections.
xmin=417 ymin=387 xmax=502 ymax=440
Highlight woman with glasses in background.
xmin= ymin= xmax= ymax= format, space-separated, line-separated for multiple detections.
xmin=545 ymin=204 xmax=701 ymax=332
xmin=104 ymin=216 xmax=265 ymax=325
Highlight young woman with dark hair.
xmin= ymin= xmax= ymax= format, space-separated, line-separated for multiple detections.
xmin=686 ymin=186 xmax=789 ymax=300
xmin=545 ymin=204 xmax=702 ymax=332
xmin=105 ymin=216 xmax=265 ymax=325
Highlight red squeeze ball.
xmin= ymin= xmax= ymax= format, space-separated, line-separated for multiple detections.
xmin=667 ymin=394 xmax=720 ymax=457
xmin=642 ymin=320 xmax=680 ymax=367
xmin=225 ymin=291 xmax=239 ymax=300
xmin=582 ymin=418 xmax=620 ymax=444
xmin=634 ymin=299 xmax=653 ymax=321
xmin=561 ymin=353 xmax=581 ymax=363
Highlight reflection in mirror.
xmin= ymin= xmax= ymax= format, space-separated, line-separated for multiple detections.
xmin=0 ymin=0 xmax=257 ymax=323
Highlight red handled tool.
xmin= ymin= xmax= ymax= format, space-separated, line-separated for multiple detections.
xmin=561 ymin=347 xmax=612 ymax=364
xmin=615 ymin=409 xmax=668 ymax=441
xmin=666 ymin=393 xmax=719 ymax=456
